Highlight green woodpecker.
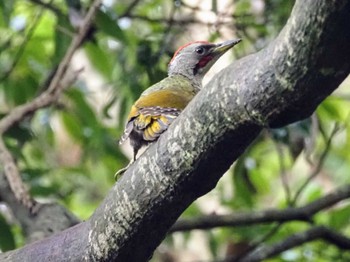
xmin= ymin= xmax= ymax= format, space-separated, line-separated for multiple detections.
xmin=116 ymin=39 xmax=241 ymax=176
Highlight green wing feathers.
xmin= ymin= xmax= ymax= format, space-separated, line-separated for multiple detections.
xmin=119 ymin=89 xmax=193 ymax=144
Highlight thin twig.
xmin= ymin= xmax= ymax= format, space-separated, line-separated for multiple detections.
xmin=273 ymin=139 xmax=292 ymax=206
xmin=120 ymin=0 xmax=142 ymax=17
xmin=28 ymin=0 xmax=64 ymax=17
xmin=304 ymin=113 xmax=319 ymax=164
xmin=239 ymin=226 xmax=350 ymax=262
xmin=171 ymin=184 xmax=350 ymax=232
xmin=292 ymin=123 xmax=340 ymax=205
xmin=233 ymin=223 xmax=283 ymax=262
xmin=120 ymin=14 xmax=235 ymax=27
xmin=0 ymin=138 xmax=33 ymax=209
xmin=153 ymin=4 xmax=178 ymax=64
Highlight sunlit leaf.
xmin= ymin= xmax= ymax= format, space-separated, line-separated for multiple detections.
xmin=60 ymin=111 xmax=83 ymax=141
xmin=95 ymin=10 xmax=127 ymax=43
xmin=53 ymin=15 xmax=72 ymax=65
xmin=84 ymin=42 xmax=113 ymax=80
xmin=329 ymin=205 xmax=350 ymax=230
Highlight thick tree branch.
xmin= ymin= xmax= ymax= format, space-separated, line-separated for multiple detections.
xmin=1 ymin=0 xmax=350 ymax=261
xmin=170 ymin=184 xmax=350 ymax=232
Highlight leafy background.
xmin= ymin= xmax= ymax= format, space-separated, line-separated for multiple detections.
xmin=1 ymin=0 xmax=350 ymax=261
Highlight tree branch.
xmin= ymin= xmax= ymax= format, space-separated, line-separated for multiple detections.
xmin=121 ymin=14 xmax=236 ymax=27
xmin=292 ymin=123 xmax=340 ymax=205
xmin=28 ymin=0 xmax=64 ymax=17
xmin=273 ymin=137 xmax=292 ymax=205
xmin=170 ymin=184 xmax=350 ymax=232
xmin=1 ymin=0 xmax=350 ymax=261
xmin=120 ymin=0 xmax=142 ymax=17
xmin=0 ymin=138 xmax=34 ymax=209
xmin=239 ymin=226 xmax=350 ymax=262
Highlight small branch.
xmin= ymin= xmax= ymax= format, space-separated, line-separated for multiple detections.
xmin=231 ymin=223 xmax=283 ymax=262
xmin=0 ymin=139 xmax=34 ymax=209
xmin=171 ymin=184 xmax=350 ymax=232
xmin=239 ymin=226 xmax=350 ymax=262
xmin=28 ymin=0 xmax=64 ymax=17
xmin=120 ymin=0 xmax=142 ymax=17
xmin=120 ymin=14 xmax=234 ymax=27
xmin=152 ymin=4 xmax=178 ymax=65
xmin=304 ymin=113 xmax=319 ymax=163
xmin=292 ymin=123 xmax=340 ymax=205
xmin=273 ymin=138 xmax=292 ymax=206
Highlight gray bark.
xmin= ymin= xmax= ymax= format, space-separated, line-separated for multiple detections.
xmin=1 ymin=0 xmax=350 ymax=261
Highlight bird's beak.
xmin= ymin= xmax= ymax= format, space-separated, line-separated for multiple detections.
xmin=211 ymin=39 xmax=242 ymax=55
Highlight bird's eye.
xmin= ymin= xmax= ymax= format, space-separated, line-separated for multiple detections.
xmin=195 ymin=47 xmax=205 ymax=55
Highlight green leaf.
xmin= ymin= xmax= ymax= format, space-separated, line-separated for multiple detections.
xmin=0 ymin=214 xmax=15 ymax=251
xmin=102 ymin=95 xmax=117 ymax=119
xmin=4 ymin=75 xmax=39 ymax=105
xmin=95 ymin=10 xmax=127 ymax=43
xmin=318 ymin=97 xmax=350 ymax=122
xmin=84 ymin=42 xmax=113 ymax=80
xmin=30 ymin=184 xmax=59 ymax=197
xmin=60 ymin=111 xmax=83 ymax=141
xmin=329 ymin=205 xmax=350 ymax=230
xmin=64 ymin=88 xmax=99 ymax=128
xmin=22 ymin=167 xmax=50 ymax=180
xmin=4 ymin=122 xmax=33 ymax=144
xmin=53 ymin=15 xmax=72 ymax=65
xmin=0 ymin=0 xmax=14 ymax=25
xmin=232 ymin=157 xmax=256 ymax=208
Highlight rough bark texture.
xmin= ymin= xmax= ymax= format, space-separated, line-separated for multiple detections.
xmin=1 ymin=0 xmax=350 ymax=261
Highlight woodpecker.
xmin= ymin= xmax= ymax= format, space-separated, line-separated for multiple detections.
xmin=116 ymin=39 xmax=241 ymax=176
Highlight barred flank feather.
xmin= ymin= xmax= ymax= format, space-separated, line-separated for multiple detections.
xmin=119 ymin=106 xmax=181 ymax=147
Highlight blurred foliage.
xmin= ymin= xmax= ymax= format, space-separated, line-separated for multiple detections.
xmin=1 ymin=0 xmax=350 ymax=261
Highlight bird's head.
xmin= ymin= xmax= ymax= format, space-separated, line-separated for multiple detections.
xmin=168 ymin=39 xmax=241 ymax=87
